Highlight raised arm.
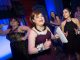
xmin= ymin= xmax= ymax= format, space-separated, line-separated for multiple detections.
xmin=0 ymin=24 xmax=10 ymax=35
xmin=56 ymin=16 xmax=61 ymax=25
xmin=19 ymin=25 xmax=31 ymax=40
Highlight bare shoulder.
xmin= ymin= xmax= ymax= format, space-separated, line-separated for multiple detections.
xmin=72 ymin=18 xmax=79 ymax=23
xmin=72 ymin=18 xmax=78 ymax=20
xmin=29 ymin=29 xmax=37 ymax=37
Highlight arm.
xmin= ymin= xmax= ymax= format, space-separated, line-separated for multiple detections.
xmin=28 ymin=30 xmax=39 ymax=54
xmin=19 ymin=25 xmax=30 ymax=31
xmin=0 ymin=29 xmax=10 ymax=35
xmin=61 ymin=22 xmax=64 ymax=32
xmin=75 ymin=18 xmax=80 ymax=27
xmin=73 ymin=18 xmax=80 ymax=34
xmin=19 ymin=26 xmax=31 ymax=40
xmin=28 ymin=30 xmax=51 ymax=54
xmin=0 ymin=24 xmax=10 ymax=35
xmin=56 ymin=16 xmax=61 ymax=25
xmin=47 ymin=27 xmax=59 ymax=39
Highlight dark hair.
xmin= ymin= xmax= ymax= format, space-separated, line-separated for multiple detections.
xmin=8 ymin=18 xmax=20 ymax=29
xmin=63 ymin=8 xmax=71 ymax=13
xmin=63 ymin=8 xmax=72 ymax=18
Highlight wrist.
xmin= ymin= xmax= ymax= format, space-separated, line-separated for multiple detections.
xmin=37 ymin=43 xmax=46 ymax=53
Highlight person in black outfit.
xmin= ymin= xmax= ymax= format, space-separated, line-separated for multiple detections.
xmin=61 ymin=8 xmax=80 ymax=60
xmin=0 ymin=18 xmax=30 ymax=60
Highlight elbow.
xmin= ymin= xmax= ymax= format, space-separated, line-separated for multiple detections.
xmin=28 ymin=48 xmax=38 ymax=54
xmin=28 ymin=50 xmax=34 ymax=54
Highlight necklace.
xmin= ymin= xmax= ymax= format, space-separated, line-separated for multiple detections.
xmin=35 ymin=26 xmax=46 ymax=32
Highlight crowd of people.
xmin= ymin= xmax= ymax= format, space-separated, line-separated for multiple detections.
xmin=0 ymin=5 xmax=80 ymax=60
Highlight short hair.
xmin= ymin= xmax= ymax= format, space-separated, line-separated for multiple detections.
xmin=30 ymin=10 xmax=45 ymax=27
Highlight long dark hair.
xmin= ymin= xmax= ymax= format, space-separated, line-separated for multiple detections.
xmin=8 ymin=18 xmax=20 ymax=29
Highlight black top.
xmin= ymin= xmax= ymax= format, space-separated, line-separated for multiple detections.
xmin=6 ymin=27 xmax=26 ymax=42
xmin=64 ymin=20 xmax=77 ymax=35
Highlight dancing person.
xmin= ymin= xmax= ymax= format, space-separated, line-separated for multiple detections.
xmin=28 ymin=10 xmax=59 ymax=60
xmin=50 ymin=11 xmax=61 ymax=26
xmin=61 ymin=8 xmax=80 ymax=60
xmin=0 ymin=18 xmax=30 ymax=60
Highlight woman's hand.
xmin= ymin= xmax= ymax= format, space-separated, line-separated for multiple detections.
xmin=64 ymin=32 xmax=68 ymax=37
xmin=74 ymin=28 xmax=78 ymax=34
xmin=74 ymin=28 xmax=80 ymax=35
xmin=43 ymin=39 xmax=51 ymax=50
xmin=54 ymin=34 xmax=59 ymax=39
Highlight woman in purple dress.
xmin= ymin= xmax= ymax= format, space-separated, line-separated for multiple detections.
xmin=28 ymin=10 xmax=59 ymax=60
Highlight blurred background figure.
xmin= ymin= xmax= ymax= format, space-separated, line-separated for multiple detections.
xmin=61 ymin=8 xmax=80 ymax=60
xmin=50 ymin=11 xmax=61 ymax=26
xmin=74 ymin=6 xmax=80 ymax=26
xmin=0 ymin=18 xmax=30 ymax=60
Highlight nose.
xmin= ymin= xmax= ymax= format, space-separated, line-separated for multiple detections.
xmin=39 ymin=17 xmax=43 ymax=20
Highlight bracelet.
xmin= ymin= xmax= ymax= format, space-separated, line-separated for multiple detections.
xmin=36 ymin=43 xmax=45 ymax=53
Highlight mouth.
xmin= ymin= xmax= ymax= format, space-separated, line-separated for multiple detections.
xmin=39 ymin=20 xmax=43 ymax=22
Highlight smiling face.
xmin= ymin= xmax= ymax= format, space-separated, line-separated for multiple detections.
xmin=63 ymin=9 xmax=71 ymax=19
xmin=32 ymin=13 xmax=45 ymax=27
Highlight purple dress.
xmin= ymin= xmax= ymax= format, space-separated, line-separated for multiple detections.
xmin=31 ymin=30 xmax=56 ymax=60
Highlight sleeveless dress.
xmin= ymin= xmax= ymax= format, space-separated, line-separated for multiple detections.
xmin=64 ymin=20 xmax=80 ymax=54
xmin=6 ymin=27 xmax=29 ymax=60
xmin=31 ymin=28 xmax=56 ymax=60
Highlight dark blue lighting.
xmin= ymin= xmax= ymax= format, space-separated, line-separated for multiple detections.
xmin=45 ymin=0 xmax=56 ymax=19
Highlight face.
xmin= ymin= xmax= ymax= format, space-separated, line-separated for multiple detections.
xmin=33 ymin=13 xmax=45 ymax=26
xmin=63 ymin=9 xmax=71 ymax=19
xmin=10 ymin=19 xmax=19 ymax=27
xmin=51 ymin=12 xmax=55 ymax=17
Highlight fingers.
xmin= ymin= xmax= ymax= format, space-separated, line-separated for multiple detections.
xmin=45 ymin=39 xmax=51 ymax=47
xmin=55 ymin=34 xmax=59 ymax=39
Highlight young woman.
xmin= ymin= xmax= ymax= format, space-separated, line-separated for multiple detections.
xmin=0 ymin=18 xmax=30 ymax=60
xmin=28 ymin=10 xmax=59 ymax=60
xmin=50 ymin=11 xmax=61 ymax=26
xmin=61 ymin=8 xmax=80 ymax=60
